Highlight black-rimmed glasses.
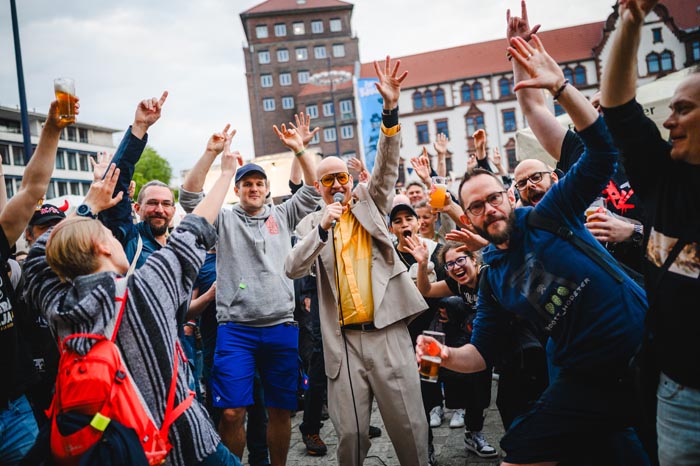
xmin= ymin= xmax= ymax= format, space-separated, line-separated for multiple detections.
xmin=514 ymin=171 xmax=551 ymax=191
xmin=444 ymin=256 xmax=470 ymax=271
xmin=466 ymin=191 xmax=507 ymax=216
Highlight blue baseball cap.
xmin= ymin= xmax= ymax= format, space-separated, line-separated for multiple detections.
xmin=235 ymin=163 xmax=267 ymax=184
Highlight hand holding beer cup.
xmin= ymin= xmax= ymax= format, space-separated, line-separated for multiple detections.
xmin=54 ymin=77 xmax=77 ymax=124
xmin=428 ymin=176 xmax=448 ymax=210
xmin=417 ymin=330 xmax=446 ymax=383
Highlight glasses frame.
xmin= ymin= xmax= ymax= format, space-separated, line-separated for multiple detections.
xmin=465 ymin=190 xmax=507 ymax=216
xmin=319 ymin=172 xmax=350 ymax=187
xmin=444 ymin=255 xmax=471 ymax=271
xmin=514 ymin=171 xmax=551 ymax=191
xmin=143 ymin=199 xmax=175 ymax=208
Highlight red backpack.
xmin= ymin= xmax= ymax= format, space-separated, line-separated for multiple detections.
xmin=47 ymin=279 xmax=194 ymax=466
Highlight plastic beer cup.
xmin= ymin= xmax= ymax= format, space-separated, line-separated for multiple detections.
xmin=54 ymin=78 xmax=77 ymax=123
xmin=419 ymin=330 xmax=445 ymax=383
xmin=429 ymin=177 xmax=448 ymax=209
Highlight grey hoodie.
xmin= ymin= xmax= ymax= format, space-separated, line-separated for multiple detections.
xmin=179 ymin=184 xmax=320 ymax=326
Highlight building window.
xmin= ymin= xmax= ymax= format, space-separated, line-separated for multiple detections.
xmin=499 ymin=77 xmax=512 ymax=97
xmin=506 ymin=147 xmax=517 ymax=172
xmin=339 ymin=99 xmax=353 ymax=117
xmin=341 ymin=125 xmax=354 ymax=139
xmin=502 ymin=109 xmax=517 ymax=132
xmin=263 ymin=98 xmax=275 ymax=112
xmin=554 ymin=103 xmax=565 ymax=116
xmin=435 ymin=120 xmax=449 ymax=139
xmin=255 ymin=25 xmax=268 ymax=38
xmin=67 ymin=127 xmax=77 ymax=142
xmin=332 ymin=44 xmax=345 ymax=57
xmin=4 ymin=179 xmax=13 ymax=199
xmin=79 ymin=128 xmax=88 ymax=143
xmin=423 ymin=90 xmax=434 ymax=108
xmin=0 ymin=144 xmax=7 ymax=163
xmin=279 ymin=73 xmax=292 ymax=86
xmin=435 ymin=88 xmax=445 ymax=107
xmin=314 ymin=46 xmax=327 ymax=59
xmin=55 ymin=151 xmax=65 ymax=169
xmin=413 ymin=91 xmax=423 ymax=110
xmin=67 ymin=151 xmax=77 ymax=170
xmin=293 ymin=22 xmax=305 ymax=35
xmin=282 ymin=96 xmax=295 ymax=110
xmin=310 ymin=131 xmax=320 ymax=144
xmin=46 ymin=181 xmax=55 ymax=199
xmin=12 ymin=146 xmax=25 ymax=166
xmin=295 ymin=47 xmax=308 ymax=61
xmin=466 ymin=114 xmax=485 ymax=136
xmin=330 ymin=18 xmax=342 ymax=32
xmin=261 ymin=74 xmax=273 ymax=87
xmin=79 ymin=153 xmax=90 ymax=171
xmin=652 ymin=27 xmax=662 ymax=43
xmin=324 ymin=127 xmax=337 ymax=142
xmin=258 ymin=50 xmax=270 ymax=64
xmin=574 ymin=66 xmax=587 ymax=86
xmin=473 ymin=82 xmax=483 ymax=100
xmin=306 ymin=105 xmax=318 ymax=119
xmin=81 ymin=182 xmax=91 ymax=195
xmin=70 ymin=182 xmax=81 ymax=195
xmin=461 ymin=84 xmax=471 ymax=103
xmin=57 ymin=181 xmax=68 ymax=196
xmin=274 ymin=23 xmax=287 ymax=37
xmin=693 ymin=42 xmax=700 ymax=61
xmin=563 ymin=67 xmax=574 ymax=83
xmin=660 ymin=50 xmax=674 ymax=71
xmin=416 ymin=123 xmax=429 ymax=144
xmin=277 ymin=49 xmax=289 ymax=62
xmin=323 ymin=101 xmax=334 ymax=116
xmin=311 ymin=20 xmax=323 ymax=34
xmin=646 ymin=53 xmax=660 ymax=74
xmin=298 ymin=70 xmax=310 ymax=83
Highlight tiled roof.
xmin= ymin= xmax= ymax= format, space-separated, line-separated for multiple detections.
xmin=360 ymin=22 xmax=605 ymax=89
xmin=663 ymin=0 xmax=700 ymax=31
xmin=242 ymin=0 xmax=352 ymax=15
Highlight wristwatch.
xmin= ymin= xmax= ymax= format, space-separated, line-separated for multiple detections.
xmin=76 ymin=204 xmax=97 ymax=219
xmin=630 ymin=223 xmax=644 ymax=245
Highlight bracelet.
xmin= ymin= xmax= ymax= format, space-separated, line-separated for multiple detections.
xmin=552 ymin=79 xmax=570 ymax=101
xmin=294 ymin=149 xmax=305 ymax=157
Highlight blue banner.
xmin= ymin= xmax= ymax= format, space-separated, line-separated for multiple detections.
xmin=357 ymin=78 xmax=382 ymax=173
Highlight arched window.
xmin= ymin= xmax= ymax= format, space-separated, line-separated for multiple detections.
xmin=413 ymin=91 xmax=423 ymax=110
xmin=424 ymin=90 xmax=434 ymax=108
xmin=435 ymin=88 xmax=446 ymax=107
xmin=574 ymin=66 xmax=587 ymax=85
xmin=465 ymin=113 xmax=485 ymax=136
xmin=563 ymin=68 xmax=574 ymax=83
xmin=499 ymin=77 xmax=512 ymax=97
xmin=646 ymin=53 xmax=660 ymax=74
xmin=660 ymin=51 xmax=674 ymax=71
xmin=472 ymin=82 xmax=483 ymax=100
xmin=461 ymin=84 xmax=472 ymax=103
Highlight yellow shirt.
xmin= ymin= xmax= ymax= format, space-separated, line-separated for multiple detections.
xmin=333 ymin=210 xmax=374 ymax=325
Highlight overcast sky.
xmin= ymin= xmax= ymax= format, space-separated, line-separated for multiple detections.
xmin=0 ymin=0 xmax=617 ymax=179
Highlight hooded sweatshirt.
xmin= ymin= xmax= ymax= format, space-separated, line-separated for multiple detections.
xmin=179 ymin=184 xmax=320 ymax=326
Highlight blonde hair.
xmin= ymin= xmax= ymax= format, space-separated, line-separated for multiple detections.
xmin=46 ymin=217 xmax=108 ymax=281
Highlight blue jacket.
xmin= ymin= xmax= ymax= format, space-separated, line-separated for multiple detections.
xmin=100 ymin=128 xmax=159 ymax=269
xmin=471 ymin=117 xmax=647 ymax=373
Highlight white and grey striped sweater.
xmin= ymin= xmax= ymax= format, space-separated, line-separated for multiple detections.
xmin=24 ymin=214 xmax=221 ymax=466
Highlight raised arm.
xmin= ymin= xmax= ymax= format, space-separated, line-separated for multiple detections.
xmin=0 ymin=101 xmax=73 ymax=245
xmin=404 ymin=235 xmax=453 ymax=298
xmin=191 ymin=136 xmax=240 ymax=224
xmin=182 ymin=124 xmax=236 ymax=193
xmin=433 ymin=133 xmax=449 ymax=177
xmin=601 ymin=0 xmax=657 ymax=108
xmin=273 ymin=112 xmax=318 ymax=186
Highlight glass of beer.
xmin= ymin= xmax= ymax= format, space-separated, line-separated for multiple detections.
xmin=54 ymin=77 xmax=77 ymax=123
xmin=585 ymin=197 xmax=607 ymax=222
xmin=419 ymin=330 xmax=445 ymax=383
xmin=429 ymin=177 xmax=448 ymax=209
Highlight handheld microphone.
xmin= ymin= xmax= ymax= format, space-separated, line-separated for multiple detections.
xmin=330 ymin=192 xmax=344 ymax=229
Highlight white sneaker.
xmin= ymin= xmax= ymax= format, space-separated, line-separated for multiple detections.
xmin=429 ymin=406 xmax=444 ymax=427
xmin=449 ymin=409 xmax=465 ymax=428
xmin=464 ymin=431 xmax=498 ymax=458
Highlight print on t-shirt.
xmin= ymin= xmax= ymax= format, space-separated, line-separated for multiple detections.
xmin=646 ymin=227 xmax=700 ymax=279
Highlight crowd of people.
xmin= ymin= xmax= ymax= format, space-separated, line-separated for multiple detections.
xmin=1 ymin=0 xmax=698 ymax=465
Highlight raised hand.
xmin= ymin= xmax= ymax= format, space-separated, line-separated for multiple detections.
xmin=206 ymin=124 xmax=236 ymax=155
xmin=619 ymin=0 xmax=658 ymax=24
xmin=273 ymin=122 xmax=305 ymax=153
xmin=445 ymin=227 xmax=490 ymax=251
xmin=473 ymin=129 xmax=487 ymax=160
xmin=347 ymin=157 xmax=370 ymax=183
xmin=404 ymin=234 xmax=429 ymax=265
xmin=410 ymin=147 xmax=432 ymax=185
xmin=506 ymin=0 xmax=541 ymax=41
xmin=220 ymin=133 xmax=244 ymax=177
xmin=83 ymin=163 xmax=123 ymax=214
xmin=89 ymin=151 xmax=112 ymax=182
xmin=292 ymin=112 xmax=320 ymax=146
xmin=510 ymin=35 xmax=566 ymax=94
xmin=133 ymin=91 xmax=168 ymax=137
xmin=433 ymin=133 xmax=449 ymax=155
xmin=46 ymin=99 xmax=80 ymax=131
xmin=373 ymin=55 xmax=408 ymax=110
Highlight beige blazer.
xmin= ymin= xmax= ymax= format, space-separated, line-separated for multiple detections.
xmin=286 ymin=130 xmax=428 ymax=379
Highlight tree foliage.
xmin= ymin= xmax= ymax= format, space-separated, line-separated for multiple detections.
xmin=133 ymin=146 xmax=172 ymax=200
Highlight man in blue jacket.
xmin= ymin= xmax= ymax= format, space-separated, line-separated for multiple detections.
xmin=418 ymin=35 xmax=648 ymax=465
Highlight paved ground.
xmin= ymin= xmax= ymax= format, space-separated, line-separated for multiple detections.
xmin=240 ymin=380 xmax=505 ymax=465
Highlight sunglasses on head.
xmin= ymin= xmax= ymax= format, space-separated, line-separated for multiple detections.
xmin=319 ymin=172 xmax=350 ymax=187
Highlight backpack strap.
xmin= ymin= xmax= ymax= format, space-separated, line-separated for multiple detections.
xmin=526 ymin=209 xmax=625 ymax=284
xmin=159 ymin=340 xmax=195 ymax=439
xmin=105 ymin=278 xmax=129 ymax=343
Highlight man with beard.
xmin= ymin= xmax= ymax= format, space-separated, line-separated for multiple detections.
xmin=99 ymin=91 xmax=173 ymax=268
xmin=417 ymin=34 xmax=649 ymax=465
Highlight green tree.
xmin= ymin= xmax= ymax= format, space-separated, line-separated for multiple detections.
xmin=133 ymin=146 xmax=172 ymax=200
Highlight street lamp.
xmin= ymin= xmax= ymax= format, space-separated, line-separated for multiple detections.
xmin=309 ymin=58 xmax=352 ymax=157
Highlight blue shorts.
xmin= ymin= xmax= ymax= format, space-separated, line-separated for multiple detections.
xmin=501 ymin=369 xmax=649 ymax=464
xmin=210 ymin=322 xmax=299 ymax=411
